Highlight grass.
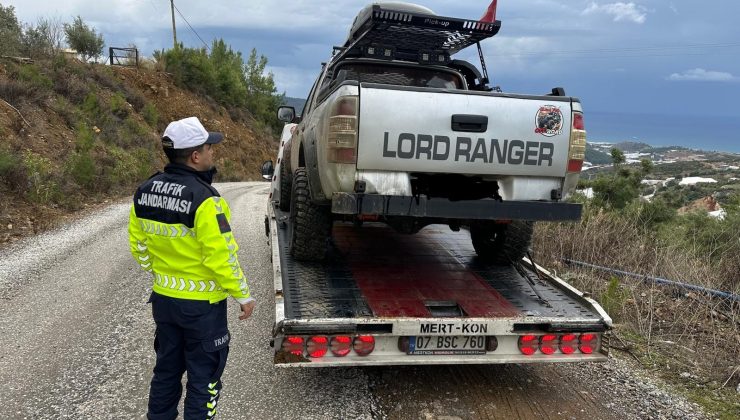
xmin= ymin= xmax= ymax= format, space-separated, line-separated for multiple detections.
xmin=534 ymin=203 xmax=740 ymax=417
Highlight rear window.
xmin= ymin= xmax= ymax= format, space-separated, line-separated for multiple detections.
xmin=331 ymin=63 xmax=462 ymax=89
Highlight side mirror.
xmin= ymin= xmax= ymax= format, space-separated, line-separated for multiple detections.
xmin=277 ymin=106 xmax=296 ymax=123
xmin=261 ymin=160 xmax=274 ymax=181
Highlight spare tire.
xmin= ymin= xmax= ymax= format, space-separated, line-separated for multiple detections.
xmin=470 ymin=221 xmax=534 ymax=265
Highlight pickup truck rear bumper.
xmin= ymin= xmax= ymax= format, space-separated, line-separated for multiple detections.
xmin=331 ymin=193 xmax=582 ymax=221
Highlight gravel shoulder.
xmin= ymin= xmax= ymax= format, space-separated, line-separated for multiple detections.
xmin=0 ymin=182 xmax=709 ymax=419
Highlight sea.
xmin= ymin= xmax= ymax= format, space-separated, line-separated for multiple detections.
xmin=586 ymin=111 xmax=740 ymax=153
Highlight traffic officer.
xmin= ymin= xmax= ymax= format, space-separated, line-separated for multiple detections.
xmin=128 ymin=116 xmax=256 ymax=419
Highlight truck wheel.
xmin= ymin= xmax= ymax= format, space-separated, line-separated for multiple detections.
xmin=289 ymin=168 xmax=332 ymax=261
xmin=278 ymin=162 xmax=291 ymax=211
xmin=470 ymin=221 xmax=534 ymax=265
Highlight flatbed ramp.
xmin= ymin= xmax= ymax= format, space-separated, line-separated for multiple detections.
xmin=275 ymin=209 xmax=600 ymax=323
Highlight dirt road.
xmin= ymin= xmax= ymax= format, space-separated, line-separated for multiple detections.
xmin=0 ymin=182 xmax=705 ymax=419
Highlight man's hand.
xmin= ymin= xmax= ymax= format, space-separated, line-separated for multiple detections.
xmin=239 ymin=300 xmax=256 ymax=320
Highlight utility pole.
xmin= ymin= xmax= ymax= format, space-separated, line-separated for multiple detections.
xmin=170 ymin=0 xmax=178 ymax=49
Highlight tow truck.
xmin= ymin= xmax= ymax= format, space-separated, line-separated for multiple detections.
xmin=261 ymin=3 xmax=610 ymax=367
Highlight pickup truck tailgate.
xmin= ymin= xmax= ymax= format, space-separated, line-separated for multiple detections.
xmin=357 ymin=85 xmax=573 ymax=177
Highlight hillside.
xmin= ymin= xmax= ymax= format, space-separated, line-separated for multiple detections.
xmin=0 ymin=57 xmax=276 ymax=245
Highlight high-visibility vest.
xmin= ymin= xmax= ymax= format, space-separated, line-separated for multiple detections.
xmin=128 ymin=163 xmax=253 ymax=304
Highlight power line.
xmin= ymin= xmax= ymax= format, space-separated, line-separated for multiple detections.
xmin=172 ymin=2 xmax=210 ymax=51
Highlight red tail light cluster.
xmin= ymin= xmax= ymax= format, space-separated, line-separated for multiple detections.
xmin=579 ymin=333 xmax=596 ymax=354
xmin=281 ymin=336 xmax=305 ymax=356
xmin=518 ymin=333 xmax=599 ymax=356
xmin=282 ymin=335 xmax=376 ymax=358
xmin=307 ymin=336 xmax=328 ymax=358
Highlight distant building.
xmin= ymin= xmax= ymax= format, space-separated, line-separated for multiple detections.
xmin=678 ymin=177 xmax=717 ymax=186
xmin=61 ymin=49 xmax=78 ymax=60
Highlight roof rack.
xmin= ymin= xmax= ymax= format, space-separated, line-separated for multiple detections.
xmin=334 ymin=4 xmax=501 ymax=65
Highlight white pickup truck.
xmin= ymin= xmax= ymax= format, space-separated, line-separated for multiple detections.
xmin=269 ymin=2 xmax=586 ymax=262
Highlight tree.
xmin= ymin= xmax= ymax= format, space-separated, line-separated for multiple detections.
xmin=244 ymin=48 xmax=284 ymax=132
xmin=39 ymin=16 xmax=66 ymax=55
xmin=591 ymin=151 xmax=652 ymax=210
xmin=155 ymin=42 xmax=285 ymax=133
xmin=20 ymin=16 xmax=65 ymax=59
xmin=64 ymin=16 xmax=105 ymax=62
xmin=0 ymin=4 xmax=23 ymax=56
xmin=610 ymin=147 xmax=625 ymax=168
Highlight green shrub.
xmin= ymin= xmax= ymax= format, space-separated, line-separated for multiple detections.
xmin=125 ymin=117 xmax=150 ymax=138
xmin=0 ymin=78 xmax=27 ymax=106
xmin=142 ymin=103 xmax=159 ymax=127
xmin=132 ymin=147 xmax=157 ymax=180
xmin=50 ymin=97 xmax=80 ymax=129
xmin=0 ymin=149 xmax=15 ymax=175
xmin=75 ymin=122 xmax=95 ymax=152
xmin=0 ymin=146 xmax=26 ymax=191
xmin=624 ymin=198 xmax=675 ymax=231
xmin=1 ymin=63 xmax=52 ymax=105
xmin=122 ymin=87 xmax=146 ymax=112
xmin=52 ymin=69 xmax=90 ymax=104
xmin=105 ymin=145 xmax=137 ymax=187
xmin=17 ymin=65 xmax=53 ymax=90
xmin=109 ymin=92 xmax=129 ymax=119
xmin=599 ymin=276 xmax=627 ymax=320
xmin=23 ymin=151 xmax=59 ymax=204
xmin=67 ymin=151 xmax=96 ymax=189
xmin=81 ymin=92 xmax=102 ymax=119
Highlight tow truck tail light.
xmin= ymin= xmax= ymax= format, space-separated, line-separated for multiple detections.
xmin=518 ymin=335 xmax=538 ymax=355
xmin=282 ymin=336 xmax=304 ymax=356
xmin=330 ymin=336 xmax=352 ymax=357
xmin=568 ymin=111 xmax=586 ymax=173
xmin=307 ymin=336 xmax=328 ymax=358
xmin=560 ymin=334 xmax=578 ymax=354
xmin=353 ymin=335 xmax=375 ymax=356
xmin=539 ymin=334 xmax=558 ymax=355
xmin=327 ymin=95 xmax=358 ymax=164
xmin=579 ymin=333 xmax=596 ymax=354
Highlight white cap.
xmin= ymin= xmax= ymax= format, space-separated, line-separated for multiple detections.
xmin=162 ymin=117 xmax=223 ymax=149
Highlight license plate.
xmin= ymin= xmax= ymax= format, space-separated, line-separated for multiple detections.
xmin=408 ymin=336 xmax=487 ymax=355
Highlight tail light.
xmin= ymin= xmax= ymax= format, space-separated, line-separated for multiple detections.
xmin=568 ymin=111 xmax=586 ymax=172
xmin=282 ymin=336 xmax=304 ymax=356
xmin=331 ymin=336 xmax=352 ymax=357
xmin=307 ymin=336 xmax=328 ymax=358
xmin=353 ymin=335 xmax=375 ymax=356
xmin=327 ymin=95 xmax=358 ymax=164
xmin=579 ymin=333 xmax=596 ymax=354
xmin=539 ymin=334 xmax=558 ymax=355
xmin=559 ymin=334 xmax=578 ymax=354
xmin=518 ymin=335 xmax=538 ymax=355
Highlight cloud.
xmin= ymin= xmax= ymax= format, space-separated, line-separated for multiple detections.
xmin=582 ymin=2 xmax=647 ymax=24
xmin=667 ymin=68 xmax=738 ymax=82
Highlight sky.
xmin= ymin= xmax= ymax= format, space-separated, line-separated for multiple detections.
xmin=4 ymin=0 xmax=740 ymax=150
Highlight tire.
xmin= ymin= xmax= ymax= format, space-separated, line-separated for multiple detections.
xmin=278 ymin=162 xmax=291 ymax=211
xmin=470 ymin=220 xmax=534 ymax=265
xmin=289 ymin=168 xmax=332 ymax=261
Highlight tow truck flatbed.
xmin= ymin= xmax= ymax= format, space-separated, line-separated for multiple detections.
xmin=267 ymin=204 xmax=611 ymax=367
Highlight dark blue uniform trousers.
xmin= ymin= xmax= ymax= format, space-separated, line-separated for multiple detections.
xmin=148 ymin=292 xmax=230 ymax=420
